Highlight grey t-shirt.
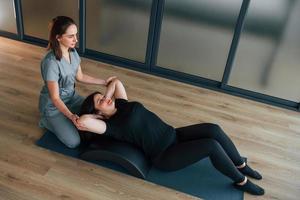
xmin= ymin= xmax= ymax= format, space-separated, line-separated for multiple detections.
xmin=38 ymin=49 xmax=81 ymax=117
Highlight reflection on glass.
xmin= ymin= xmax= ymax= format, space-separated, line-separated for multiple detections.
xmin=229 ymin=0 xmax=300 ymax=102
xmin=157 ymin=0 xmax=242 ymax=81
xmin=22 ymin=0 xmax=79 ymax=40
xmin=0 ymin=0 xmax=17 ymax=33
xmin=86 ymin=0 xmax=152 ymax=62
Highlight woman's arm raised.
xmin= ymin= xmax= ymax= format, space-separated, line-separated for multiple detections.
xmin=104 ymin=78 xmax=128 ymax=100
xmin=76 ymin=65 xmax=116 ymax=86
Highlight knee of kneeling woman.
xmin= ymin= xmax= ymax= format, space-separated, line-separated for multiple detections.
xmin=65 ymin=138 xmax=81 ymax=149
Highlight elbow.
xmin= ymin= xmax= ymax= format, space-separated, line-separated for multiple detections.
xmin=76 ymin=75 xmax=83 ymax=82
xmin=110 ymin=78 xmax=121 ymax=85
xmin=78 ymin=115 xmax=91 ymax=128
xmin=76 ymin=73 xmax=85 ymax=82
xmin=77 ymin=116 xmax=86 ymax=125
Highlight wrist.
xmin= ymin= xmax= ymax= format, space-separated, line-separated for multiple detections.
xmin=103 ymin=94 xmax=112 ymax=100
xmin=67 ymin=113 xmax=74 ymax=120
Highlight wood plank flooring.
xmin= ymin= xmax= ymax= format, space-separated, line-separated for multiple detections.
xmin=0 ymin=36 xmax=299 ymax=200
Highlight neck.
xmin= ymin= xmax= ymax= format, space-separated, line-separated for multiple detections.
xmin=104 ymin=108 xmax=117 ymax=119
xmin=60 ymin=45 xmax=69 ymax=56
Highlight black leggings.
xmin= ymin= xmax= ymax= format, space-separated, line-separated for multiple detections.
xmin=152 ymin=123 xmax=245 ymax=183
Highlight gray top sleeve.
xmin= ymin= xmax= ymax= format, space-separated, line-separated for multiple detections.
xmin=42 ymin=59 xmax=60 ymax=82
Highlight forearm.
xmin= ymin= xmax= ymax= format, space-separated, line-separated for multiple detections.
xmin=78 ymin=74 xmax=106 ymax=85
xmin=104 ymin=79 xmax=127 ymax=100
xmin=52 ymin=98 xmax=73 ymax=119
xmin=104 ymin=79 xmax=117 ymax=99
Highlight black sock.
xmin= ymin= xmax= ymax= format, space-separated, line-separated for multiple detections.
xmin=239 ymin=165 xmax=262 ymax=180
xmin=234 ymin=179 xmax=265 ymax=195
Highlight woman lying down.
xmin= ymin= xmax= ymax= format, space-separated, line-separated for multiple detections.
xmin=77 ymin=78 xmax=264 ymax=196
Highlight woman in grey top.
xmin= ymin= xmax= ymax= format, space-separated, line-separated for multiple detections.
xmin=39 ymin=16 xmax=115 ymax=148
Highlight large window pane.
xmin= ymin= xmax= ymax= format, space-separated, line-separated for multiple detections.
xmin=157 ymin=0 xmax=242 ymax=81
xmin=86 ymin=0 xmax=152 ymax=62
xmin=0 ymin=0 xmax=17 ymax=33
xmin=21 ymin=0 xmax=79 ymax=40
xmin=229 ymin=0 xmax=300 ymax=102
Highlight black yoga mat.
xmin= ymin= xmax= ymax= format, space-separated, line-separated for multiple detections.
xmin=36 ymin=131 xmax=243 ymax=200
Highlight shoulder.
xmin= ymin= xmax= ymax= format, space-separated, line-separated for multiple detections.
xmin=131 ymin=101 xmax=144 ymax=108
xmin=41 ymin=51 xmax=59 ymax=67
xmin=69 ymin=48 xmax=81 ymax=67
xmin=42 ymin=50 xmax=56 ymax=61
xmin=115 ymin=98 xmax=129 ymax=108
xmin=115 ymin=98 xmax=128 ymax=104
xmin=71 ymin=48 xmax=81 ymax=60
xmin=70 ymin=48 xmax=78 ymax=55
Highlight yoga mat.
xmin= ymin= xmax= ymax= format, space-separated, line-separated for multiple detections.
xmin=36 ymin=131 xmax=244 ymax=200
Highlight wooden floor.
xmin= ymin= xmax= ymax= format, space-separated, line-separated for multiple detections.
xmin=0 ymin=36 xmax=299 ymax=200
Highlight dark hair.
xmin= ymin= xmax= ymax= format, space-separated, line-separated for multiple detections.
xmin=47 ymin=16 xmax=76 ymax=60
xmin=79 ymin=91 xmax=102 ymax=116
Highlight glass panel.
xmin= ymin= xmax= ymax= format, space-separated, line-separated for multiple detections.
xmin=229 ymin=0 xmax=300 ymax=102
xmin=157 ymin=0 xmax=242 ymax=81
xmin=21 ymin=0 xmax=79 ymax=40
xmin=86 ymin=0 xmax=152 ymax=62
xmin=0 ymin=0 xmax=17 ymax=33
